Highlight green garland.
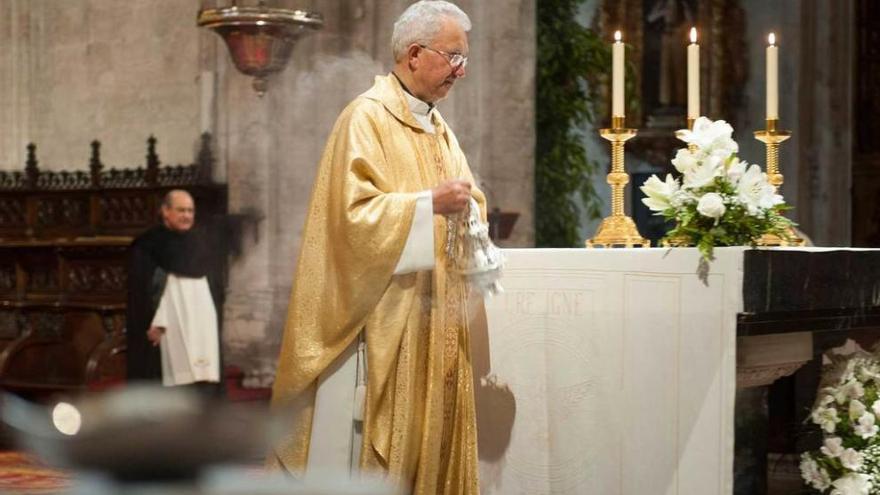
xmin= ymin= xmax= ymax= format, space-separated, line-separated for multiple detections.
xmin=536 ymin=0 xmax=611 ymax=247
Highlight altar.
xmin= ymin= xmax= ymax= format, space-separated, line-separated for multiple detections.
xmin=473 ymin=246 xmax=880 ymax=495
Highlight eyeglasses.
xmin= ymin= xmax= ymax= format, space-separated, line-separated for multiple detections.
xmin=419 ymin=45 xmax=468 ymax=70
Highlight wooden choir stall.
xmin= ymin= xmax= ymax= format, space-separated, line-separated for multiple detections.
xmin=0 ymin=135 xmax=225 ymax=399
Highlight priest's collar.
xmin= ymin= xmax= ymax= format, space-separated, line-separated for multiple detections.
xmin=392 ymin=72 xmax=435 ymax=115
xmin=363 ymin=74 xmax=444 ymax=134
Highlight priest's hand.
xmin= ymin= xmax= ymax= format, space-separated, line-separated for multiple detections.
xmin=147 ymin=326 xmax=165 ymax=346
xmin=432 ymin=179 xmax=472 ymax=215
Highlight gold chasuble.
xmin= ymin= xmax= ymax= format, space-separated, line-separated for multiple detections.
xmin=270 ymin=74 xmax=485 ymax=495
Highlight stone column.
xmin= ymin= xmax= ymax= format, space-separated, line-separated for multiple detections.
xmin=216 ymin=54 xmax=278 ymax=386
xmin=794 ymin=0 xmax=854 ymax=246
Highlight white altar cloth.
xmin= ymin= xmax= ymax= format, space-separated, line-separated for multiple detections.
xmin=474 ymin=247 xmax=745 ymax=495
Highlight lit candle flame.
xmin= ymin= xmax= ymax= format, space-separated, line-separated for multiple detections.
xmin=690 ymin=27 xmax=697 ymax=44
xmin=768 ymin=32 xmax=776 ymax=46
xmin=614 ymin=30 xmax=622 ymax=42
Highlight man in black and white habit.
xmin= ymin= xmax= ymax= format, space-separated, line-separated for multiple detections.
xmin=125 ymin=189 xmax=221 ymax=391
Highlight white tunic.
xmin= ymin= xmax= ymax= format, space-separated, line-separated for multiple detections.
xmin=150 ymin=274 xmax=220 ymax=386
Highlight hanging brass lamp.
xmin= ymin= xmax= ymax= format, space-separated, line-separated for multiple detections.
xmin=197 ymin=1 xmax=323 ymax=96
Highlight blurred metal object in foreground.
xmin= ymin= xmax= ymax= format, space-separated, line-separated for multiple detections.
xmin=2 ymin=386 xmax=270 ymax=481
xmin=197 ymin=1 xmax=323 ymax=96
xmin=1 ymin=386 xmax=395 ymax=493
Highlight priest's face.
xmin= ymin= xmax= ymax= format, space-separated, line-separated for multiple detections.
xmin=161 ymin=191 xmax=195 ymax=232
xmin=412 ymin=18 xmax=468 ymax=103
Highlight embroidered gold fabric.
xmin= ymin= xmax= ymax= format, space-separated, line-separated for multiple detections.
xmin=269 ymin=74 xmax=485 ymax=495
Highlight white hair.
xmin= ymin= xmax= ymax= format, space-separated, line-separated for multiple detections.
xmin=391 ymin=1 xmax=471 ymax=62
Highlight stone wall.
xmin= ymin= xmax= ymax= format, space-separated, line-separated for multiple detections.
xmin=0 ymin=0 xmax=205 ymax=170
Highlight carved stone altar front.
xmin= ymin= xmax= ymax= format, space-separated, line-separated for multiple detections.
xmin=476 ymin=247 xmax=880 ymax=495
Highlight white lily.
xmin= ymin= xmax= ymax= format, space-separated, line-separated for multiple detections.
xmin=854 ymin=412 xmax=879 ymax=439
xmin=818 ymin=391 xmax=837 ymax=407
xmin=800 ymin=455 xmax=832 ymax=491
xmin=671 ymin=148 xmax=699 ymax=174
xmin=851 ymin=399 xmax=867 ymax=420
xmin=811 ymin=406 xmax=839 ymax=433
xmin=830 ymin=473 xmax=871 ymax=495
xmin=725 ymin=157 xmax=748 ymax=184
xmin=737 ymin=164 xmax=783 ymax=216
xmin=840 ymin=448 xmax=864 ymax=471
xmin=677 ymin=117 xmax=739 ymax=157
xmin=683 ymin=154 xmax=724 ymax=189
xmin=836 ymin=380 xmax=866 ymax=404
xmin=640 ymin=174 xmax=680 ymax=213
xmin=820 ymin=437 xmax=845 ymax=458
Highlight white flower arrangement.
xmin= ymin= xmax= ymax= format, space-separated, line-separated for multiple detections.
xmin=801 ymin=355 xmax=880 ymax=494
xmin=639 ymin=117 xmax=794 ymax=261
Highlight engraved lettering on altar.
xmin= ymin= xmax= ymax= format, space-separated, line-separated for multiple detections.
xmin=506 ymin=289 xmax=587 ymax=317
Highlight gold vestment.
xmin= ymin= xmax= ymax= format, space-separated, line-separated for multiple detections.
xmin=270 ymin=73 xmax=485 ymax=495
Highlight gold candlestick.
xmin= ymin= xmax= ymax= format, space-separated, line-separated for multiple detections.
xmin=586 ymin=116 xmax=649 ymax=248
xmin=754 ymin=118 xmax=804 ymax=246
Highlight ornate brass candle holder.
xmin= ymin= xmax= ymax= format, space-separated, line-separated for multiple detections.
xmin=754 ymin=119 xmax=804 ymax=246
xmin=198 ymin=2 xmax=323 ymax=97
xmin=586 ymin=116 xmax=649 ymax=248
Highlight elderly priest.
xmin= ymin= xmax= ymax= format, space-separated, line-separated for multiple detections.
xmin=269 ymin=1 xmax=487 ymax=494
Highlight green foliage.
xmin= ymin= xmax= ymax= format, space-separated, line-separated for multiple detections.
xmin=535 ymin=0 xmax=611 ymax=247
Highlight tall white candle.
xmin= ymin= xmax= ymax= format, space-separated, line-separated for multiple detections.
xmin=687 ymin=27 xmax=699 ymax=119
xmin=766 ymin=33 xmax=778 ymax=120
xmin=612 ymin=30 xmax=624 ymax=118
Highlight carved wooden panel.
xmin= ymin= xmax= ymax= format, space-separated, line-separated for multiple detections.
xmin=34 ymin=171 xmax=92 ymax=190
xmin=97 ymin=192 xmax=157 ymax=230
xmin=22 ymin=256 xmax=60 ymax=295
xmin=60 ymin=245 xmax=129 ymax=301
xmin=3 ymin=313 xmax=81 ymax=387
xmin=0 ymin=311 xmax=22 ymax=340
xmin=0 ymin=198 xmax=27 ymax=229
xmin=30 ymin=313 xmax=64 ymax=340
xmin=0 ymin=134 xmax=220 ymax=240
xmin=0 ymin=262 xmax=16 ymax=294
xmin=34 ymin=196 xmax=90 ymax=230
xmin=67 ymin=264 xmax=127 ymax=294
